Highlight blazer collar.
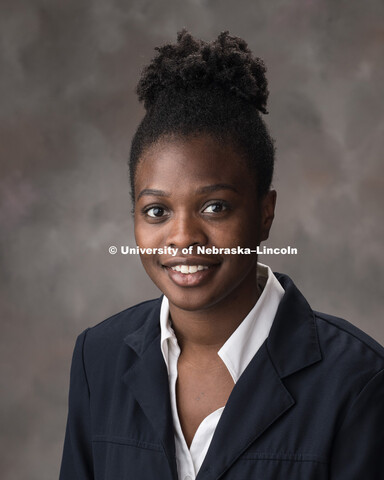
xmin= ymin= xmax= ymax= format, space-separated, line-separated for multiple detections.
xmin=122 ymin=274 xmax=322 ymax=480
xmin=268 ymin=272 xmax=322 ymax=378
xmin=122 ymin=273 xmax=322 ymax=369
xmin=123 ymin=297 xmax=163 ymax=356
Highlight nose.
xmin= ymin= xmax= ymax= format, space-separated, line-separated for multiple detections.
xmin=166 ymin=213 xmax=208 ymax=249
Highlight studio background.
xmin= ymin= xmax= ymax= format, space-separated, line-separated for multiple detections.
xmin=1 ymin=1 xmax=383 ymax=479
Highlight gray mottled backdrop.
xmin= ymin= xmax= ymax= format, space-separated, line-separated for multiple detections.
xmin=1 ymin=1 xmax=383 ymax=478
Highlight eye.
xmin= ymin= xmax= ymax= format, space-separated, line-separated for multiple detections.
xmin=202 ymin=202 xmax=228 ymax=214
xmin=145 ymin=206 xmax=166 ymax=218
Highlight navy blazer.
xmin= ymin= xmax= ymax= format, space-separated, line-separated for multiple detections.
xmin=60 ymin=273 xmax=384 ymax=479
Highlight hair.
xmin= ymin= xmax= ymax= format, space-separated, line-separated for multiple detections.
xmin=129 ymin=29 xmax=275 ymax=203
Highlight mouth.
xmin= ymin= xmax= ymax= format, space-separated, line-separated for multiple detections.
xmin=168 ymin=264 xmax=209 ymax=274
xmin=161 ymin=258 xmax=221 ymax=287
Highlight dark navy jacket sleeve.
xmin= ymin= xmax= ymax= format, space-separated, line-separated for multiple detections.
xmin=329 ymin=368 xmax=384 ymax=479
xmin=60 ymin=329 xmax=94 ymax=480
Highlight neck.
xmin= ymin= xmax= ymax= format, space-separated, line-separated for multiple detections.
xmin=168 ymin=274 xmax=260 ymax=357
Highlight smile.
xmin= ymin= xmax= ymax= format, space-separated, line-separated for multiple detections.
xmin=170 ymin=265 xmax=209 ymax=274
xmin=163 ymin=262 xmax=219 ymax=287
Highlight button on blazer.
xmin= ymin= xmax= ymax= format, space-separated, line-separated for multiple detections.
xmin=60 ymin=273 xmax=384 ymax=479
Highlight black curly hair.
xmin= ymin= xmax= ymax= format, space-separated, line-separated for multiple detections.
xmin=129 ymin=29 xmax=275 ymax=202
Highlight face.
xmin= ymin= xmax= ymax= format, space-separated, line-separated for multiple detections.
xmin=134 ymin=134 xmax=276 ymax=313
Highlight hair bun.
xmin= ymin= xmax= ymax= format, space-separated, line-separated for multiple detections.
xmin=137 ymin=29 xmax=269 ymax=114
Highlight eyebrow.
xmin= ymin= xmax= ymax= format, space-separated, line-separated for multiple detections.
xmin=137 ymin=183 xmax=238 ymax=201
xmin=137 ymin=188 xmax=170 ymax=200
xmin=196 ymin=183 xmax=238 ymax=195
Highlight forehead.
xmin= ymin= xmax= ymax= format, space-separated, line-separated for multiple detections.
xmin=135 ymin=134 xmax=255 ymax=194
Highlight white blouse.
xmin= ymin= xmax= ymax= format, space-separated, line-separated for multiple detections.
xmin=160 ymin=263 xmax=285 ymax=480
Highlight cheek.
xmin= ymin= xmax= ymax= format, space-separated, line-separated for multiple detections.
xmin=137 ymin=254 xmax=161 ymax=287
xmin=138 ymin=254 xmax=154 ymax=272
xmin=211 ymin=217 xmax=260 ymax=247
xmin=134 ymin=219 xmax=163 ymax=248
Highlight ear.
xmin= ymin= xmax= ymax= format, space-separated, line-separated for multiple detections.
xmin=260 ymin=190 xmax=276 ymax=242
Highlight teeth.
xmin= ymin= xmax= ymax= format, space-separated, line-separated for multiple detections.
xmin=170 ymin=265 xmax=209 ymax=274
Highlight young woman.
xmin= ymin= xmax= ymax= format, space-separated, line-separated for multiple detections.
xmin=60 ymin=30 xmax=384 ymax=480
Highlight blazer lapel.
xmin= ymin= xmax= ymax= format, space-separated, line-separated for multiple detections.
xmin=197 ymin=274 xmax=322 ymax=480
xmin=196 ymin=342 xmax=294 ymax=480
xmin=122 ymin=299 xmax=178 ymax=480
xmin=267 ymin=273 xmax=322 ymax=379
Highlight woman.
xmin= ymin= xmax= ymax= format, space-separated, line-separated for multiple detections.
xmin=60 ymin=30 xmax=384 ymax=479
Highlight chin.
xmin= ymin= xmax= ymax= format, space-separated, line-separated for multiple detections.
xmin=165 ymin=285 xmax=233 ymax=313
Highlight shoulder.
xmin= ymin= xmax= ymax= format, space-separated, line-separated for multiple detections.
xmin=313 ymin=310 xmax=384 ymax=388
xmin=76 ymin=296 xmax=162 ymax=357
xmin=88 ymin=296 xmax=161 ymax=334
xmin=314 ymin=310 xmax=384 ymax=362
xmin=273 ymin=271 xmax=384 ymax=387
xmin=315 ymin=310 xmax=384 ymax=359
